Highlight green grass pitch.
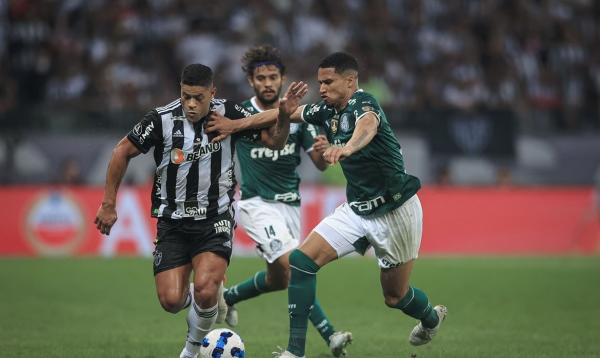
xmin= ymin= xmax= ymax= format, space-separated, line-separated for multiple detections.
xmin=1 ymin=256 xmax=599 ymax=357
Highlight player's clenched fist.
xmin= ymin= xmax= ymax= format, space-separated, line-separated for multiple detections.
xmin=95 ymin=203 xmax=117 ymax=235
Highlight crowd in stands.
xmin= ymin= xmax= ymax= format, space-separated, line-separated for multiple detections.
xmin=2 ymin=0 xmax=600 ymax=132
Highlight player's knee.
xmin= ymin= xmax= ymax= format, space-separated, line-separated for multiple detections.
xmin=158 ymin=291 xmax=185 ymax=314
xmin=384 ymin=294 xmax=403 ymax=308
xmin=383 ymin=286 xmax=410 ymax=308
xmin=192 ymin=279 xmax=219 ymax=306
xmin=266 ymin=271 xmax=289 ymax=291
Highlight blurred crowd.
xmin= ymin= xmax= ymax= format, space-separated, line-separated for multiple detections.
xmin=2 ymin=0 xmax=600 ymax=132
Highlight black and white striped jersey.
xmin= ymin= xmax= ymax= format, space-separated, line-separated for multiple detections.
xmin=127 ymin=98 xmax=259 ymax=220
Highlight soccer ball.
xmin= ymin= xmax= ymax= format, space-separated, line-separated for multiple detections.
xmin=199 ymin=328 xmax=245 ymax=358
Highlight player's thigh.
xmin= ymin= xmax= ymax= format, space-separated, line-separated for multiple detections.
xmin=237 ymin=197 xmax=298 ymax=263
xmin=309 ymin=203 xmax=370 ymax=264
xmin=367 ymin=194 xmax=423 ymax=269
xmin=154 ymin=263 xmax=192 ymax=306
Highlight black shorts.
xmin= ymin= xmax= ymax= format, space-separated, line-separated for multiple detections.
xmin=152 ymin=212 xmax=234 ymax=275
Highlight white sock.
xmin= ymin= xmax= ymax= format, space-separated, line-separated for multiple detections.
xmin=184 ymin=301 xmax=218 ymax=354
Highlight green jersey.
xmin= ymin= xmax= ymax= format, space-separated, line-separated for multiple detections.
xmin=301 ymin=90 xmax=420 ymax=216
xmin=236 ymin=97 xmax=318 ymax=206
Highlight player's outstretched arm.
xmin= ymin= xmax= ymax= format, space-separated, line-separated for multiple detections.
xmin=206 ymin=82 xmax=308 ymax=143
xmin=95 ymin=137 xmax=141 ymax=235
xmin=206 ymin=109 xmax=278 ymax=142
xmin=322 ymin=112 xmax=378 ymax=164
xmin=260 ymin=81 xmax=308 ymax=149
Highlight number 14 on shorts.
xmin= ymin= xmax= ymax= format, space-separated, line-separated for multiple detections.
xmin=264 ymin=225 xmax=276 ymax=238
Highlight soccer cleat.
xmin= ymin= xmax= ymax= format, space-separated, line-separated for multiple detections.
xmin=409 ymin=305 xmax=448 ymax=346
xmin=216 ymin=282 xmax=228 ymax=324
xmin=272 ymin=347 xmax=305 ymax=358
xmin=329 ymin=331 xmax=353 ymax=357
xmin=225 ymin=303 xmax=238 ymax=327
xmin=179 ymin=347 xmax=197 ymax=358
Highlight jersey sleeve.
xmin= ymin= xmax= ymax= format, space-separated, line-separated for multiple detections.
xmin=300 ymin=123 xmax=319 ymax=152
xmin=301 ymin=103 xmax=325 ymax=126
xmin=223 ymin=100 xmax=262 ymax=142
xmin=127 ymin=110 xmax=162 ymax=153
xmin=354 ymin=94 xmax=383 ymax=127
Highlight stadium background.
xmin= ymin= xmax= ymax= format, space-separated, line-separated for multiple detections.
xmin=1 ymin=1 xmax=599 ymax=357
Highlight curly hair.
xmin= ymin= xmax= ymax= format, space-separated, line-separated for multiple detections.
xmin=241 ymin=45 xmax=286 ymax=77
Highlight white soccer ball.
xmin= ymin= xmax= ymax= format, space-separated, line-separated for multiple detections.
xmin=199 ymin=328 xmax=245 ymax=358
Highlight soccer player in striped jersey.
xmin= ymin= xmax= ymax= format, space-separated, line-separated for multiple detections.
xmin=220 ymin=45 xmax=352 ymax=357
xmin=94 ymin=63 xmax=307 ymax=358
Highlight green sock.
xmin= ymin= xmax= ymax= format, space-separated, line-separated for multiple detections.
xmin=394 ymin=286 xmax=439 ymax=329
xmin=287 ymin=250 xmax=320 ymax=357
xmin=224 ymin=271 xmax=270 ymax=306
xmin=309 ymin=298 xmax=336 ymax=344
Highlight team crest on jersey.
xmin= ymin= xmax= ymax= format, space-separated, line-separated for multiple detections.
xmin=340 ymin=113 xmax=351 ymax=133
xmin=330 ymin=114 xmax=339 ymax=134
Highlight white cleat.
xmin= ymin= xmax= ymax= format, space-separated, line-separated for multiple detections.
xmin=179 ymin=347 xmax=197 ymax=358
xmin=272 ymin=348 xmax=305 ymax=358
xmin=329 ymin=331 xmax=353 ymax=357
xmin=409 ymin=305 xmax=448 ymax=346
xmin=225 ymin=303 xmax=238 ymax=327
xmin=216 ymin=281 xmax=228 ymax=324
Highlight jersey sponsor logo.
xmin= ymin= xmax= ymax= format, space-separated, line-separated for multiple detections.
xmin=348 ymin=99 xmax=357 ymax=105
xmin=235 ymin=104 xmax=253 ymax=117
xmin=362 ymin=105 xmax=375 ymax=113
xmin=170 ymin=142 xmax=222 ymax=164
xmin=24 ymin=191 xmax=86 ymax=255
xmin=250 ymin=143 xmax=296 ymax=161
xmin=349 ymin=195 xmax=386 ymax=212
xmin=133 ymin=121 xmax=155 ymax=144
xmin=184 ymin=206 xmax=207 ymax=217
xmin=214 ymin=219 xmax=232 ymax=234
xmin=173 ymin=129 xmax=184 ymax=137
xmin=379 ymin=257 xmax=400 ymax=269
xmin=274 ymin=192 xmax=300 ymax=202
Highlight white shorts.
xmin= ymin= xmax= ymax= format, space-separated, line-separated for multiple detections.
xmin=313 ymin=194 xmax=423 ymax=269
xmin=236 ymin=196 xmax=300 ymax=263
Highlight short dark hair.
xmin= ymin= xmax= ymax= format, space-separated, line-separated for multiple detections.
xmin=241 ymin=45 xmax=286 ymax=77
xmin=318 ymin=52 xmax=359 ymax=74
xmin=181 ymin=64 xmax=213 ymax=87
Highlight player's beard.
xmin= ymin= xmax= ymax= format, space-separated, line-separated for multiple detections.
xmin=257 ymin=89 xmax=280 ymax=106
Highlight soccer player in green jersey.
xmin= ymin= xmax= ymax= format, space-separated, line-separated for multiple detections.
xmin=222 ymin=45 xmax=352 ymax=357
xmin=271 ymin=53 xmax=448 ymax=357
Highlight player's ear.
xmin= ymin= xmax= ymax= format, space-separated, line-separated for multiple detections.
xmin=210 ymin=85 xmax=216 ymax=99
xmin=247 ymin=76 xmax=254 ymax=87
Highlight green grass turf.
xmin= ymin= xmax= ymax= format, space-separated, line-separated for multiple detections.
xmin=0 ymin=256 xmax=599 ymax=357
